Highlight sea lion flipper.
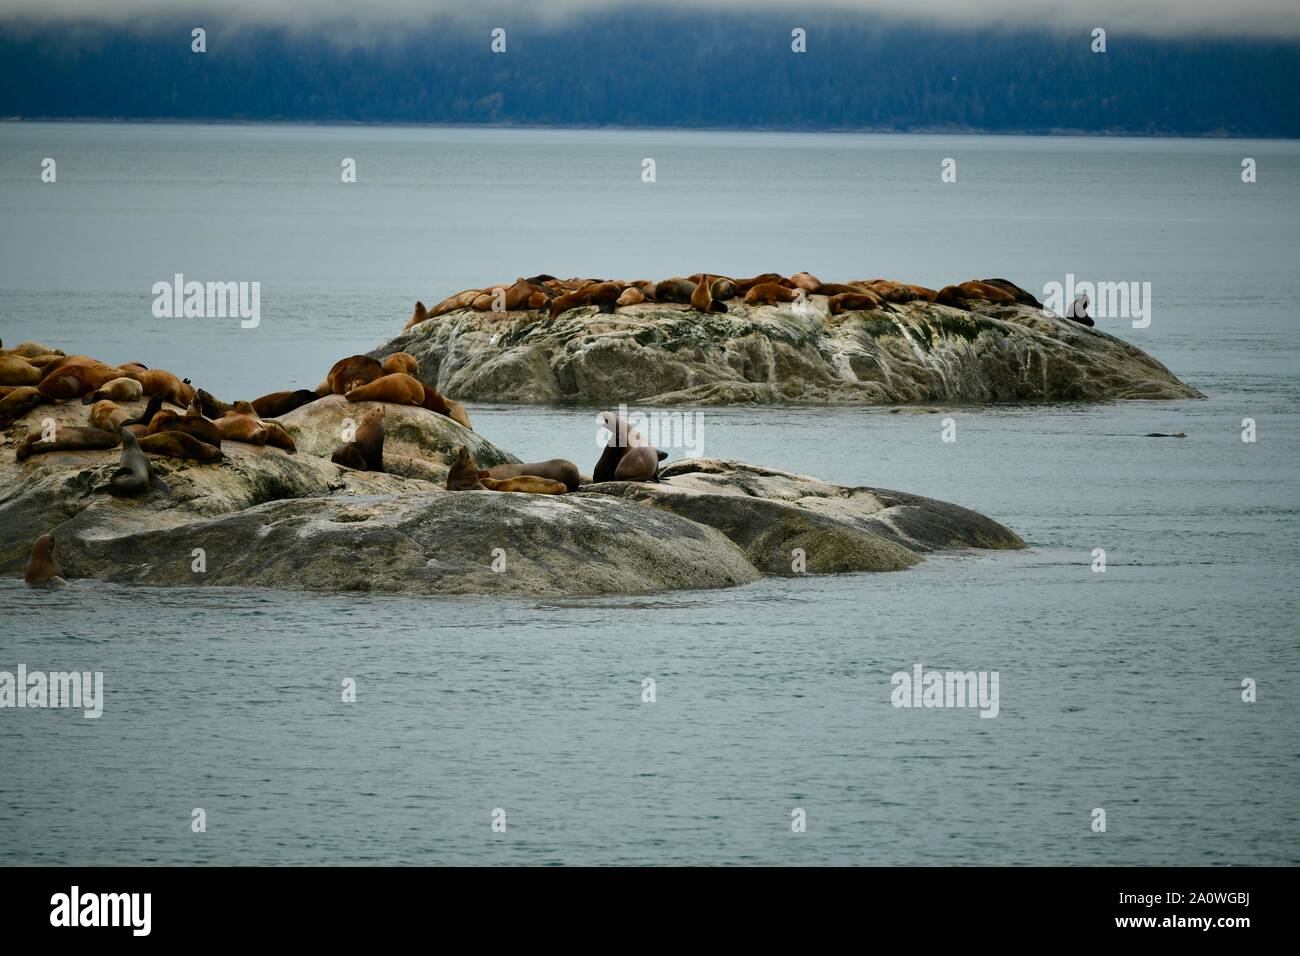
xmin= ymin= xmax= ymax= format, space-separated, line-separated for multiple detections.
xmin=149 ymin=473 xmax=171 ymax=493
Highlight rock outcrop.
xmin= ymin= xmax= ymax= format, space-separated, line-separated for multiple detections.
xmin=375 ymin=299 xmax=1202 ymax=406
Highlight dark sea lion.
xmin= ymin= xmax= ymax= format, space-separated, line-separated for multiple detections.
xmin=0 ymin=355 xmax=41 ymax=386
xmin=37 ymin=363 xmax=126 ymax=401
xmin=862 ymin=279 xmax=919 ymax=303
xmin=327 ymin=355 xmax=384 ymax=395
xmin=147 ymin=410 xmax=223 ymax=448
xmin=344 ymin=372 xmax=426 ymax=406
xmin=710 ymin=277 xmax=738 ymax=301
xmin=16 ymin=425 xmax=120 ymax=461
xmin=981 ymin=277 xmax=1041 ymax=307
xmin=957 ymin=280 xmax=1016 ymax=304
xmin=613 ymin=444 xmax=659 ymax=481
xmin=138 ymin=430 xmax=225 ymax=462
xmin=593 ymin=411 xmax=663 ymax=483
xmin=654 ymin=277 xmax=697 ymax=304
xmin=733 ymin=273 xmax=788 ymax=294
xmin=549 ymin=281 xmax=621 ymax=318
xmin=791 ymin=272 xmax=822 ymax=293
xmin=743 ymin=283 xmax=800 ymax=306
xmin=331 ymin=442 xmax=369 ymax=470
xmin=353 ymin=406 xmax=385 ymax=470
xmin=108 ymin=428 xmax=170 ymax=496
xmin=123 ymin=393 xmax=166 ymax=428
xmin=0 ymin=386 xmax=43 ymax=426
xmin=382 ymin=352 xmax=420 ymax=376
xmin=251 ymin=388 xmax=319 ymax=418
xmin=25 ymin=534 xmax=66 ymax=587
xmin=81 ymin=376 xmax=144 ymax=404
xmin=1144 ymin=432 xmax=1187 ymax=438
xmin=486 ymin=458 xmax=581 ymax=493
xmin=1067 ymin=292 xmax=1094 ymax=326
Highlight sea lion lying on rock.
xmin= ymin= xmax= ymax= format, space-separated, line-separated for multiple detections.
xmin=16 ymin=424 xmax=120 ymax=461
xmin=446 ymin=445 xmax=566 ymax=494
xmin=485 ymin=458 xmax=581 ymax=493
xmin=81 ymin=376 xmax=144 ymax=404
xmin=331 ymin=406 xmax=384 ymax=471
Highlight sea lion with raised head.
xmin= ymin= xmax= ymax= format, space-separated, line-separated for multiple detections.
xmin=108 ymin=428 xmax=170 ymax=496
xmin=16 ymin=425 xmax=120 ymax=461
xmin=446 ymin=445 xmax=487 ymax=490
xmin=353 ymin=406 xmax=385 ymax=470
xmin=593 ymin=411 xmax=663 ymax=483
xmin=691 ymin=275 xmax=728 ymax=314
xmin=24 ymin=534 xmax=66 ymax=587
xmin=1067 ymin=292 xmax=1094 ymax=326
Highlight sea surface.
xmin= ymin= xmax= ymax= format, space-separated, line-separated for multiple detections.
xmin=1 ymin=123 xmax=1297 ymax=865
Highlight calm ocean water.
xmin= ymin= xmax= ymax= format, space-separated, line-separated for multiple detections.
xmin=1 ymin=123 xmax=1297 ymax=865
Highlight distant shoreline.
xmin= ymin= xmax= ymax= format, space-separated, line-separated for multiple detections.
xmin=3 ymin=116 xmax=1295 ymax=142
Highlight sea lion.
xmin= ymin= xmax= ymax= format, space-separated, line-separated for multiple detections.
xmin=345 ymin=372 xmax=426 ymax=406
xmin=212 ymin=414 xmax=268 ymax=445
xmin=743 ymin=283 xmax=800 ymax=306
xmin=405 ymin=301 xmax=432 ymax=330
xmin=16 ymin=424 xmax=120 ymax=461
xmin=935 ymin=285 xmax=972 ymax=310
xmin=2 ymin=342 xmax=62 ymax=359
xmin=138 ymin=430 xmax=225 ymax=462
xmin=549 ymin=281 xmax=621 ymax=318
xmin=122 ymin=393 xmax=166 ymax=428
xmin=0 ymin=355 xmax=41 ymax=387
xmin=957 ymin=280 xmax=1016 ymax=304
xmin=485 ymin=458 xmax=581 ymax=493
xmin=446 ymin=445 xmax=487 ymax=490
xmin=1144 ymin=432 xmax=1187 ymax=438
xmin=327 ymin=355 xmax=384 ymax=395
xmin=980 ymin=278 xmax=1041 ymax=307
xmin=382 ymin=352 xmax=420 ymax=376
xmin=81 ymin=376 xmax=143 ymax=405
xmin=251 ymin=388 xmax=318 ymax=418
xmin=330 ymin=442 xmax=369 ymax=470
xmin=24 ymin=534 xmax=66 ymax=587
xmin=258 ymin=421 xmax=296 ymax=453
xmin=107 ymin=427 xmax=170 ymax=496
xmin=829 ymin=292 xmax=888 ymax=315
xmin=481 ymin=473 xmax=567 ymax=494
xmin=195 ymin=388 xmax=236 ymax=419
xmin=37 ymin=363 xmax=126 ymax=401
xmin=353 ymin=406 xmax=385 ymax=470
xmin=862 ymin=279 xmax=919 ymax=303
xmin=710 ymin=277 xmax=738 ymax=301
xmin=147 ymin=410 xmax=223 ymax=448
xmin=905 ymin=284 xmax=940 ymax=302
xmin=616 ymin=286 xmax=646 ymax=307
xmin=733 ymin=273 xmax=789 ymax=293
xmin=654 ymin=277 xmax=697 ymax=304
xmin=442 ymin=397 xmax=473 ymax=431
xmin=1067 ymin=292 xmax=1094 ymax=326
xmin=690 ymin=275 xmax=728 ymax=313
xmin=791 ymin=272 xmax=822 ymax=294
xmin=0 ymin=386 xmax=43 ymax=426
xmin=121 ymin=368 xmax=195 ymax=406
xmin=593 ymin=411 xmax=662 ymax=483
xmin=88 ymin=399 xmax=131 ymax=433
xmin=41 ymin=354 xmax=100 ymax=372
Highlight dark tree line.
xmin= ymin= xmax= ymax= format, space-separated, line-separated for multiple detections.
xmin=2 ymin=12 xmax=1297 ymax=136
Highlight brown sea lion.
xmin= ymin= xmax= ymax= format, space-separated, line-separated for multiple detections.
xmin=3 ymin=342 xmax=62 ymax=359
xmin=0 ymin=386 xmax=43 ymax=426
xmin=107 ymin=427 xmax=169 ymax=496
xmin=353 ymin=406 xmax=384 ymax=470
xmin=16 ymin=424 xmax=120 ymax=461
xmin=330 ymin=442 xmax=369 ymax=470
xmin=733 ymin=273 xmax=788 ymax=293
xmin=251 ymin=388 xmax=318 ymax=418
xmin=24 ymin=534 xmax=66 ymax=587
xmin=829 ymin=292 xmax=889 ymax=315
xmin=481 ymin=473 xmax=567 ymax=494
xmin=691 ymin=275 xmax=728 ymax=314
xmin=345 ymin=372 xmax=425 ymax=407
xmin=138 ymin=430 xmax=225 ymax=462
xmin=485 ymin=458 xmax=581 ymax=493
xmin=41 ymin=354 xmax=100 ymax=372
xmin=445 ymin=445 xmax=487 ymax=490
xmin=550 ymin=281 xmax=622 ymax=318
xmin=958 ymin=280 xmax=1017 ymax=304
xmin=616 ymin=286 xmax=646 ymax=307
xmin=121 ymin=368 xmax=195 ymax=406
xmin=743 ymin=283 xmax=800 ymax=306
xmin=195 ymin=388 xmax=235 ymax=418
xmin=37 ymin=363 xmax=126 ymax=401
xmin=122 ymin=393 xmax=166 ymax=428
xmin=327 ymin=355 xmax=384 ymax=395
xmin=81 ymin=376 xmax=144 ymax=405
xmin=613 ymin=444 xmax=659 ymax=481
xmin=862 ymin=279 xmax=919 ymax=303
xmin=593 ymin=411 xmax=662 ymax=483
xmin=711 ymin=277 xmax=738 ymax=301
xmin=935 ymin=285 xmax=973 ymax=309
xmin=213 ymin=414 xmax=268 ymax=445
xmin=980 ymin=278 xmax=1041 ymax=307
xmin=258 ymin=421 xmax=296 ymax=454
xmin=88 ymin=399 xmax=132 ymax=433
xmin=405 ymin=301 xmax=432 ymax=330
xmin=905 ymin=284 xmax=940 ymax=302
xmin=442 ymin=397 xmax=473 ymax=431
xmin=654 ymin=277 xmax=697 ymax=304
xmin=0 ymin=355 xmax=41 ymax=387
xmin=791 ymin=272 xmax=822 ymax=293
xmin=148 ymin=410 xmax=223 ymax=448
xmin=382 ymin=352 xmax=419 ymax=376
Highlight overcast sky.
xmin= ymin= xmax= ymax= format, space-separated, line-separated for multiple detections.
xmin=2 ymin=0 xmax=1298 ymax=37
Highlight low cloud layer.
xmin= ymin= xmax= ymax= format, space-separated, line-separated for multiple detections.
xmin=2 ymin=0 xmax=1299 ymax=37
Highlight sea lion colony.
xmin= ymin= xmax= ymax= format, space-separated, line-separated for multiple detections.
xmin=3 ymin=338 xmax=664 ymax=585
xmin=404 ymin=272 xmax=1061 ymax=330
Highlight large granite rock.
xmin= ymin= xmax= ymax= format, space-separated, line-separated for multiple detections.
xmin=585 ymin=458 xmax=1024 ymax=574
xmin=375 ymin=299 xmax=1202 ymax=406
